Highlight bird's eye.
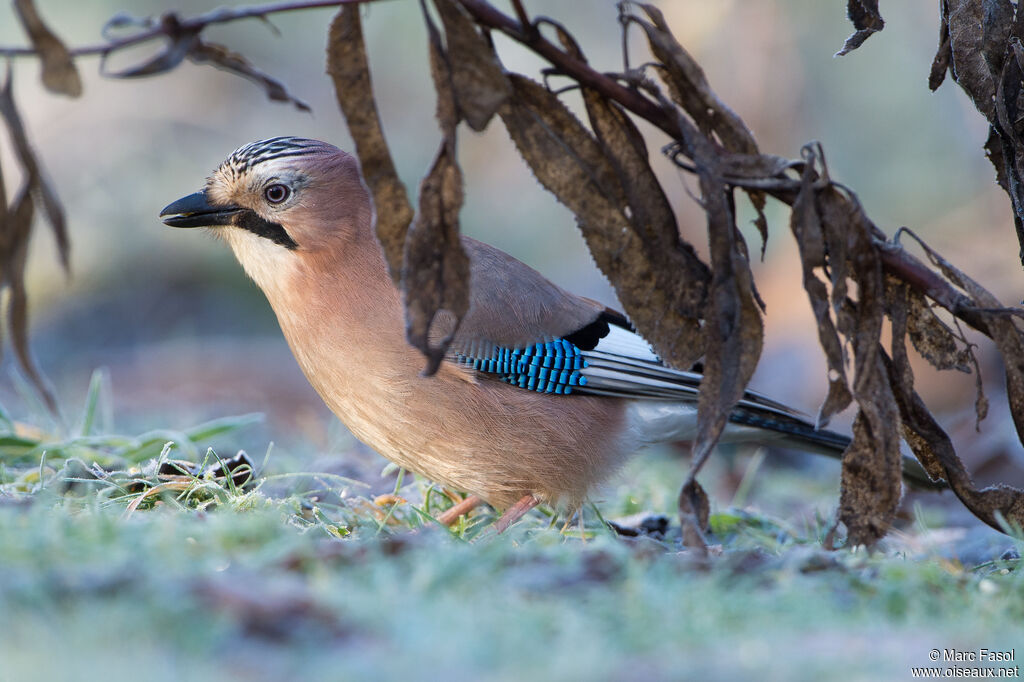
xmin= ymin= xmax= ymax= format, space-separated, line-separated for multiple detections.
xmin=264 ymin=184 xmax=290 ymax=204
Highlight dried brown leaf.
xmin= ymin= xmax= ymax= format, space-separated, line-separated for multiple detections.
xmin=930 ymin=1 xmax=952 ymax=91
xmin=790 ymin=157 xmax=852 ymax=426
xmin=431 ymin=0 xmax=510 ymax=131
xmin=882 ymin=349 xmax=1024 ymax=533
xmin=846 ymin=230 xmax=884 ymax=396
xmin=947 ymin=0 xmax=998 ymax=120
xmin=2 ymin=187 xmax=59 ymax=415
xmin=717 ymin=152 xmax=794 ymax=180
xmin=835 ymin=0 xmax=885 ymax=57
xmin=984 ymin=125 xmax=1009 ymax=191
xmin=911 ymin=234 xmax=1024 ymax=445
xmin=819 ymin=190 xmax=903 ymax=546
xmin=13 ymin=0 xmax=82 ymax=97
xmin=580 ymin=78 xmax=705 ymax=364
xmin=677 ymin=479 xmax=710 ymax=554
xmin=816 ymin=187 xmax=851 ymax=316
xmin=499 ymin=74 xmax=710 ymax=369
xmin=691 ymin=156 xmax=764 ymax=472
xmin=627 ymin=5 xmax=770 ymax=253
xmin=631 ymin=4 xmax=757 ymax=155
xmin=0 ymin=136 xmax=6 ymax=221
xmin=981 ymin=0 xmax=1014 ymax=73
xmin=837 ymin=403 xmax=901 ymax=546
xmin=655 ymin=100 xmax=764 ymax=478
xmin=991 ymin=37 xmax=1024 ymax=261
xmin=403 ymin=140 xmax=470 ymax=376
xmin=886 ymin=282 xmax=948 ymax=482
xmin=327 ymin=7 xmax=414 ymax=285
xmin=901 ymin=283 xmax=973 ymax=373
xmin=422 ymin=2 xmax=458 ymax=133
xmin=188 ymin=41 xmax=310 ymax=112
xmin=0 ymin=70 xmax=68 ymax=273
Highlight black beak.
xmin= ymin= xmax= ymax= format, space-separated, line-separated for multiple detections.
xmin=160 ymin=190 xmax=242 ymax=228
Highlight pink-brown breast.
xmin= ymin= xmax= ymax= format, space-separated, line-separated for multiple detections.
xmin=266 ymin=251 xmax=628 ymax=510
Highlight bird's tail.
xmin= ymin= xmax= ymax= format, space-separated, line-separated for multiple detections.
xmin=728 ymin=407 xmax=945 ymax=491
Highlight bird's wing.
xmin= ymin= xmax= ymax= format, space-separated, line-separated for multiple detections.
xmin=438 ymin=237 xmax=949 ymax=491
xmin=432 ymin=236 xmax=609 ymax=351
xmin=440 ymin=237 xmax=803 ymax=419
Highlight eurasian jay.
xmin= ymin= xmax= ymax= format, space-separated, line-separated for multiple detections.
xmin=160 ymin=137 xmax=937 ymax=531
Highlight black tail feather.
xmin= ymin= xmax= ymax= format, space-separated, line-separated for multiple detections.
xmin=728 ymin=408 xmax=946 ymax=492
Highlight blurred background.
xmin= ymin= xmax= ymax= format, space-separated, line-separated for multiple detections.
xmin=0 ymin=1 xmax=1020 ymax=520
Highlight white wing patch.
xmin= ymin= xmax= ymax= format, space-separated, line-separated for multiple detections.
xmin=578 ymin=324 xmax=807 ymax=421
xmin=592 ymin=324 xmax=660 ymax=362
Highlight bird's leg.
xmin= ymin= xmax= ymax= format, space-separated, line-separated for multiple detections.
xmin=436 ymin=494 xmax=484 ymax=526
xmin=494 ymin=494 xmax=540 ymax=533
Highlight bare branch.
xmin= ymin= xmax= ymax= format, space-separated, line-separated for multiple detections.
xmin=0 ymin=0 xmax=378 ymax=60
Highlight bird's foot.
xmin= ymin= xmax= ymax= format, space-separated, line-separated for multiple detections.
xmin=494 ymin=494 xmax=540 ymax=533
xmin=436 ymin=494 xmax=485 ymax=526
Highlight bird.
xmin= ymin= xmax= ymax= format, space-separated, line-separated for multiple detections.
xmin=160 ymin=136 xmax=940 ymax=532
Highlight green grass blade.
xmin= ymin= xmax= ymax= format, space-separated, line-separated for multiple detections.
xmin=78 ymin=369 xmax=110 ymax=437
xmin=185 ymin=414 xmax=264 ymax=442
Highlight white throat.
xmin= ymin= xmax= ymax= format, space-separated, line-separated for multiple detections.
xmin=221 ymin=226 xmax=297 ymax=297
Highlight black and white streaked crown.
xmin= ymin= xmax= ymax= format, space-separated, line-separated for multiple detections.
xmin=222 ymin=137 xmax=325 ymax=175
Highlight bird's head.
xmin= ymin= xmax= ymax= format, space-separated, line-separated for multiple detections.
xmin=160 ymin=137 xmax=371 ymax=291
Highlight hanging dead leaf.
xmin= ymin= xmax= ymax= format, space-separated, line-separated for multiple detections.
xmin=946 ymin=0 xmax=998 ymax=120
xmin=929 ymin=0 xmax=1024 ymax=262
xmin=580 ymin=70 xmax=705 ymax=366
xmin=835 ymin=0 xmax=886 ymax=57
xmin=431 ymin=0 xmax=510 ymax=131
xmin=899 ymin=282 xmax=974 ymax=373
xmin=882 ymin=348 xmax=1024 ymax=534
xmin=993 ymin=38 xmax=1024 ymax=263
xmin=403 ymin=140 xmax=470 ymax=376
xmin=678 ymin=479 xmax=710 ymax=555
xmin=188 ymin=42 xmax=310 ymax=111
xmin=981 ymin=0 xmax=1014 ymax=73
xmin=422 ymin=1 xmax=458 ymax=133
xmin=886 ymin=283 xmax=948 ymax=482
xmin=499 ymin=74 xmax=710 ymax=369
xmin=327 ymin=6 xmax=414 ymax=285
xmin=930 ymin=1 xmax=952 ymax=91
xmin=688 ymin=133 xmax=764 ymax=482
xmin=717 ymin=152 xmax=795 ymax=180
xmin=629 ymin=4 xmax=756 ymax=155
xmin=0 ymin=69 xmax=69 ymax=273
xmin=812 ymin=184 xmax=905 ymax=546
xmin=0 ymin=69 xmax=63 ymax=416
xmin=625 ymin=5 xmax=769 ymax=253
xmin=909 ymin=232 xmax=1024 ymax=445
xmin=789 ymin=152 xmax=852 ymax=426
xmin=2 ymin=187 xmax=59 ymax=416
xmin=835 ymin=403 xmax=902 ymax=546
xmin=13 ymin=0 xmax=82 ymax=97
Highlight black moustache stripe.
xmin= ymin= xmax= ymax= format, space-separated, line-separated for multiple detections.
xmin=233 ymin=209 xmax=298 ymax=250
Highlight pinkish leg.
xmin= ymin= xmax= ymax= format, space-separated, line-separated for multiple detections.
xmin=436 ymin=494 xmax=484 ymax=526
xmin=494 ymin=494 xmax=540 ymax=533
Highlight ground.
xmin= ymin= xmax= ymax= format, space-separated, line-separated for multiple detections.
xmin=1 ymin=377 xmax=1022 ymax=682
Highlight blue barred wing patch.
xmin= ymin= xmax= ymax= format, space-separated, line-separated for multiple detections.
xmin=457 ymin=339 xmax=589 ymax=394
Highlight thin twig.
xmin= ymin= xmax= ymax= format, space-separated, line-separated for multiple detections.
xmin=0 ymin=0 xmax=378 ymax=58
xmin=457 ymin=0 xmax=677 ymax=137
